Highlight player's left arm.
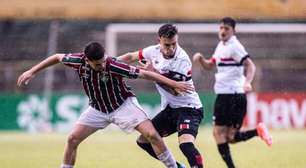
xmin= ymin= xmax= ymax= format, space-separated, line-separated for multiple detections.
xmin=138 ymin=69 xmax=194 ymax=94
xmin=243 ymin=57 xmax=256 ymax=92
xmin=117 ymin=51 xmax=139 ymax=64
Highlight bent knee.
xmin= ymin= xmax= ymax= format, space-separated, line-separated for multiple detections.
xmin=143 ymin=131 xmax=161 ymax=143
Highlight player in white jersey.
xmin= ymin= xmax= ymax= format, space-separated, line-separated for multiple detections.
xmin=119 ymin=24 xmax=204 ymax=168
xmin=193 ymin=17 xmax=272 ymax=168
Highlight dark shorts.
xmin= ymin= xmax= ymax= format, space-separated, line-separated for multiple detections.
xmin=213 ymin=94 xmax=247 ymax=129
xmin=151 ymin=105 xmax=204 ymax=138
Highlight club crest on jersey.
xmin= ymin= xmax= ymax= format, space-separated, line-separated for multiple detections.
xmin=100 ymin=72 xmax=109 ymax=82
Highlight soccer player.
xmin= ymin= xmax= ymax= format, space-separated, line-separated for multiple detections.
xmin=17 ymin=42 xmax=194 ymax=168
xmin=119 ymin=24 xmax=204 ymax=168
xmin=193 ymin=17 xmax=273 ymax=168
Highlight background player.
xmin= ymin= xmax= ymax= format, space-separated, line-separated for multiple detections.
xmin=193 ymin=17 xmax=272 ymax=168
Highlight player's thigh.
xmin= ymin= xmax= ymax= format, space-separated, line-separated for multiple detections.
xmin=151 ymin=106 xmax=178 ymax=137
xmin=213 ymin=94 xmax=232 ymax=126
xmin=177 ymin=107 xmax=203 ymax=138
xmin=230 ymin=94 xmax=247 ymax=129
xmin=77 ymin=106 xmax=111 ymax=129
xmin=69 ymin=124 xmax=99 ymax=143
xmin=112 ymin=97 xmax=149 ymax=133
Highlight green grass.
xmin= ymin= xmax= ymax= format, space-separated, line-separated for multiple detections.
xmin=0 ymin=128 xmax=305 ymax=168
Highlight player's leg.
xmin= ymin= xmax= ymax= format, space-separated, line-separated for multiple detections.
xmin=136 ymin=106 xmax=185 ymax=168
xmin=61 ymin=124 xmax=98 ymax=168
xmin=177 ymin=107 xmax=204 ymax=168
xmin=226 ymin=94 xmax=271 ymax=144
xmin=136 ymin=120 xmax=178 ymax=168
xmin=213 ymin=94 xmax=236 ymax=168
xmin=113 ymin=97 xmax=177 ymax=168
xmin=136 ymin=106 xmax=176 ymax=158
xmin=61 ymin=106 xmax=110 ymax=168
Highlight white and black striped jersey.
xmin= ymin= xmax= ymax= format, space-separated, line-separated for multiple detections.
xmin=138 ymin=44 xmax=202 ymax=110
xmin=211 ymin=36 xmax=249 ymax=94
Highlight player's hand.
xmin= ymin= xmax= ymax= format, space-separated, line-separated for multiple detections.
xmin=243 ymin=82 xmax=253 ymax=93
xmin=192 ymin=52 xmax=204 ymax=63
xmin=174 ymin=81 xmax=194 ymax=95
xmin=17 ymin=70 xmax=35 ymax=87
xmin=137 ymin=59 xmax=156 ymax=72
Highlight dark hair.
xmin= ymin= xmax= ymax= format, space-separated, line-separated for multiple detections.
xmin=221 ymin=17 xmax=236 ymax=29
xmin=158 ymin=24 xmax=178 ymax=38
xmin=84 ymin=42 xmax=105 ymax=60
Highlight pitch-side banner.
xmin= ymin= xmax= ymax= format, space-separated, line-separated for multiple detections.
xmin=246 ymin=93 xmax=306 ymax=129
xmin=0 ymin=92 xmax=305 ymax=132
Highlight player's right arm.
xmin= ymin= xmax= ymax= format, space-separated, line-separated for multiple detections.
xmin=17 ymin=54 xmax=65 ymax=86
xmin=192 ymin=52 xmax=215 ymax=70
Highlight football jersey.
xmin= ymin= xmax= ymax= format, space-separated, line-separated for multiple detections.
xmin=212 ymin=36 xmax=249 ymax=94
xmin=139 ymin=44 xmax=202 ymax=110
xmin=61 ymin=53 xmax=139 ymax=113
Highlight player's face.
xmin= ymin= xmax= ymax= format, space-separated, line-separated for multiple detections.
xmin=159 ymin=35 xmax=178 ymax=59
xmin=218 ymin=23 xmax=234 ymax=42
xmin=86 ymin=57 xmax=106 ymax=71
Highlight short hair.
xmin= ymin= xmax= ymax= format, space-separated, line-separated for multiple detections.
xmin=84 ymin=42 xmax=105 ymax=60
xmin=158 ymin=24 xmax=178 ymax=38
xmin=221 ymin=17 xmax=236 ymax=29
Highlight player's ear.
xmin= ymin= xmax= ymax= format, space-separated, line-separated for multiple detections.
xmin=157 ymin=37 xmax=161 ymax=43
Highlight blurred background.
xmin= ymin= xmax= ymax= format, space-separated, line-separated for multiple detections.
xmin=0 ymin=0 xmax=306 ymax=133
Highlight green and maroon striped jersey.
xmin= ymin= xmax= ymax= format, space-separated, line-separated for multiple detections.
xmin=61 ymin=53 xmax=140 ymax=113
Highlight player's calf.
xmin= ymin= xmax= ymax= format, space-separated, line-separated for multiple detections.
xmin=179 ymin=142 xmax=203 ymax=168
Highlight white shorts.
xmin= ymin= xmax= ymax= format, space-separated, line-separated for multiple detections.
xmin=76 ymin=97 xmax=149 ymax=133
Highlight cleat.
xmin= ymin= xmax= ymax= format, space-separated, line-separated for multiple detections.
xmin=256 ymin=122 xmax=273 ymax=146
xmin=177 ymin=162 xmax=186 ymax=168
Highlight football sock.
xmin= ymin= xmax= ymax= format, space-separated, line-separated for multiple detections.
xmin=157 ymin=150 xmax=178 ymax=168
xmin=137 ymin=141 xmax=184 ymax=166
xmin=136 ymin=141 xmax=158 ymax=159
xmin=234 ymin=130 xmax=258 ymax=142
xmin=217 ymin=143 xmax=235 ymax=168
xmin=60 ymin=164 xmax=73 ymax=168
xmin=179 ymin=142 xmax=203 ymax=168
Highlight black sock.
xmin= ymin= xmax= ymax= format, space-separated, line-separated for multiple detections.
xmin=137 ymin=141 xmax=182 ymax=166
xmin=136 ymin=141 xmax=158 ymax=159
xmin=179 ymin=142 xmax=203 ymax=168
xmin=234 ymin=129 xmax=258 ymax=142
xmin=217 ymin=143 xmax=235 ymax=168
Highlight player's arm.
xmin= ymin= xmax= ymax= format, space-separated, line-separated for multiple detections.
xmin=193 ymin=52 xmax=215 ymax=70
xmin=17 ymin=54 xmax=65 ymax=86
xmin=117 ymin=51 xmax=139 ymax=64
xmin=138 ymin=69 xmax=194 ymax=94
xmin=243 ymin=57 xmax=256 ymax=92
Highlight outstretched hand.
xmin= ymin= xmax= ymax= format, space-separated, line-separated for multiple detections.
xmin=17 ymin=70 xmax=35 ymax=87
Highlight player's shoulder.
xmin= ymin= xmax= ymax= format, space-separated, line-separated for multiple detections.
xmin=65 ymin=52 xmax=84 ymax=58
xmin=62 ymin=52 xmax=85 ymax=63
xmin=231 ymin=36 xmax=245 ymax=48
xmin=176 ymin=45 xmax=190 ymax=60
xmin=143 ymin=44 xmax=160 ymax=52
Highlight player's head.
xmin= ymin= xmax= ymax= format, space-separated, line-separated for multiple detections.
xmin=219 ymin=17 xmax=236 ymax=42
xmin=84 ymin=42 xmax=106 ymax=71
xmin=158 ymin=24 xmax=178 ymax=59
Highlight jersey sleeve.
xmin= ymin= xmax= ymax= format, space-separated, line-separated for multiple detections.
xmin=109 ymin=58 xmax=140 ymax=79
xmin=232 ymin=43 xmax=249 ymax=63
xmin=138 ymin=46 xmax=153 ymax=61
xmin=61 ymin=53 xmax=84 ymax=70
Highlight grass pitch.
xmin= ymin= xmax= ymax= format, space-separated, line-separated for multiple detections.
xmin=0 ymin=128 xmax=305 ymax=168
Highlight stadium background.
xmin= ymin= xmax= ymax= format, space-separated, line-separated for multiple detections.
xmin=0 ymin=0 xmax=305 ymax=167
